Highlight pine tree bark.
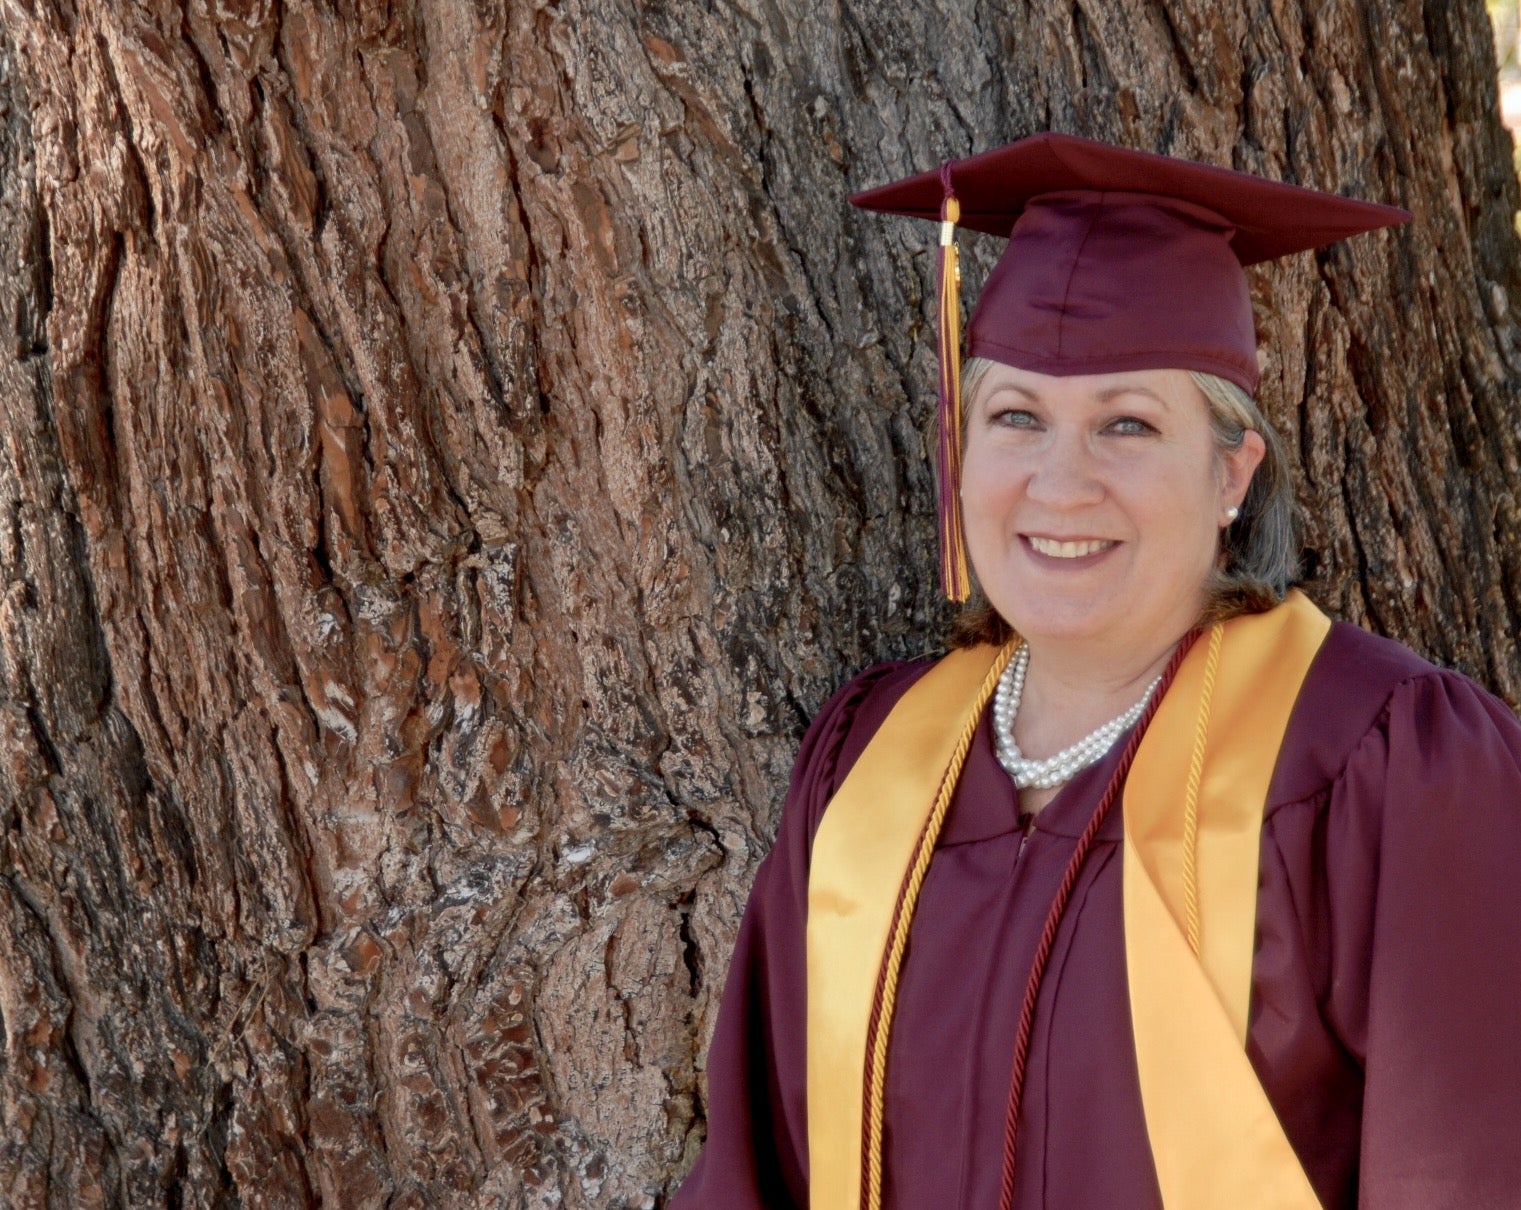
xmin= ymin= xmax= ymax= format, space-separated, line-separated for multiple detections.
xmin=0 ymin=0 xmax=1516 ymax=1206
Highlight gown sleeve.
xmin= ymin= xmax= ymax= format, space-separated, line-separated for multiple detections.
xmin=670 ymin=662 xmax=921 ymax=1209
xmin=1324 ymin=671 xmax=1521 ymax=1208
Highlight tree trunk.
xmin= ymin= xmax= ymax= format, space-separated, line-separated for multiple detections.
xmin=0 ymin=0 xmax=1515 ymax=1205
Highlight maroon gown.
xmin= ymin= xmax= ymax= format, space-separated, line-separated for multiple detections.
xmin=671 ymin=622 xmax=1521 ymax=1209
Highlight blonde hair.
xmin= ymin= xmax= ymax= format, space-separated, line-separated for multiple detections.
xmin=949 ymin=359 xmax=1299 ymax=648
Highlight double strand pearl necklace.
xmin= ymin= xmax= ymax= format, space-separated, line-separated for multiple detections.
xmin=992 ymin=645 xmax=1162 ymax=790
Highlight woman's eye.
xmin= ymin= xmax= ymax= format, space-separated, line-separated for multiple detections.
xmin=1105 ymin=415 xmax=1157 ymax=436
xmin=993 ymin=408 xmax=1040 ymax=429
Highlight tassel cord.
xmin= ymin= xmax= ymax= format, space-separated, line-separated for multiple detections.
xmin=936 ymin=190 xmax=971 ymax=601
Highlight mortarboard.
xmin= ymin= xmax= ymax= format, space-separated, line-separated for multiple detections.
xmin=850 ymin=132 xmax=1410 ymax=601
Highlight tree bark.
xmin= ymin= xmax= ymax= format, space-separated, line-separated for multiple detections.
xmin=0 ymin=0 xmax=1516 ymax=1206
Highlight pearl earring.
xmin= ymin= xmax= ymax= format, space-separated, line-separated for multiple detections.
xmin=1225 ymin=506 xmax=1240 ymax=522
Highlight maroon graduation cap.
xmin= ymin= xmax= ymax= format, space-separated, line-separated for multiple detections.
xmin=850 ymin=132 xmax=1410 ymax=600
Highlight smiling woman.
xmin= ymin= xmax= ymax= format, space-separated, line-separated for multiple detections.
xmin=672 ymin=134 xmax=1521 ymax=1210
xmin=953 ymin=360 xmax=1298 ymax=636
xmin=962 ymin=365 xmax=1261 ymax=673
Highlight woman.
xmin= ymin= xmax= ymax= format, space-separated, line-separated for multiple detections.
xmin=672 ymin=134 xmax=1521 ymax=1209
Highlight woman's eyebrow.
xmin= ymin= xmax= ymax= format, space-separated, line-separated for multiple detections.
xmin=1095 ymin=384 xmax=1170 ymax=407
xmin=985 ymin=383 xmax=1041 ymax=401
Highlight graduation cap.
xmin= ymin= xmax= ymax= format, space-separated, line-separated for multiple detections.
xmin=850 ymin=132 xmax=1410 ymax=601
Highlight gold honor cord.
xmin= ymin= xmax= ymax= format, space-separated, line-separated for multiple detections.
xmin=862 ymin=641 xmax=1014 ymax=1210
xmin=807 ymin=591 xmax=1331 ymax=1210
xmin=806 ymin=642 xmax=1015 ymax=1210
xmin=1123 ymin=590 xmax=1330 ymax=1208
xmin=1179 ymin=624 xmax=1225 ymax=957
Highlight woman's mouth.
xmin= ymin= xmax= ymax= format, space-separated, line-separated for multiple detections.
xmin=1025 ymin=535 xmax=1118 ymax=559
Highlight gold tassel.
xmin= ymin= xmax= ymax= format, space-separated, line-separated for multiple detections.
xmin=937 ymin=194 xmax=971 ymax=601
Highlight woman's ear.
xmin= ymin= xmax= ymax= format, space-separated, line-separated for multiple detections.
xmin=1220 ymin=430 xmax=1266 ymax=519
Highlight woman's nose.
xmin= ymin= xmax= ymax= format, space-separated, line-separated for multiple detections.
xmin=1025 ymin=431 xmax=1104 ymax=507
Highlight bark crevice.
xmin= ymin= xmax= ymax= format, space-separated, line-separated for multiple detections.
xmin=1 ymin=1 xmax=1518 ymax=1204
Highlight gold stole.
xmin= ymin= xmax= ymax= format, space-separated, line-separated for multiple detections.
xmin=805 ymin=592 xmax=1330 ymax=1210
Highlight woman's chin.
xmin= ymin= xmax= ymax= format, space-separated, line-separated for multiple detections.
xmin=994 ymin=602 xmax=1121 ymax=650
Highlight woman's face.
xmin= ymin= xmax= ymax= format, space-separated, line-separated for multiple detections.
xmin=961 ymin=363 xmax=1264 ymax=661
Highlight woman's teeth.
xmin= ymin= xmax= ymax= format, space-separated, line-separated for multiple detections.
xmin=1028 ymin=536 xmax=1115 ymax=559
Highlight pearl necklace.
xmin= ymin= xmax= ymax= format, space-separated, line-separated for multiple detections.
xmin=992 ymin=645 xmax=1162 ymax=790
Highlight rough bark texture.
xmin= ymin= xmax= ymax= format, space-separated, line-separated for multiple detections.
xmin=0 ymin=0 xmax=1517 ymax=1206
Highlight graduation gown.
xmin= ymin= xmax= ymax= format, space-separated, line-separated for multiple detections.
xmin=671 ymin=621 xmax=1521 ymax=1208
